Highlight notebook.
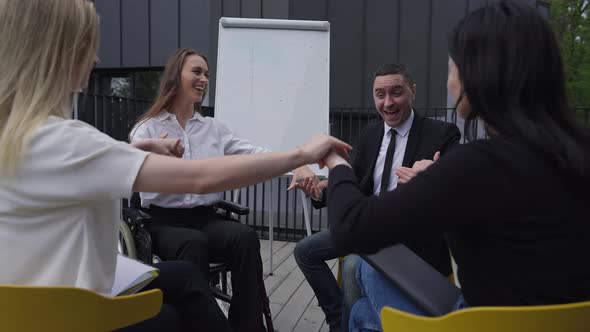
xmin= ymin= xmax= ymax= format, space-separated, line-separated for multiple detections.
xmin=362 ymin=244 xmax=461 ymax=316
xmin=103 ymin=254 xmax=159 ymax=297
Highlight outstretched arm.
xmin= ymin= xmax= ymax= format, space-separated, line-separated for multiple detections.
xmin=133 ymin=134 xmax=351 ymax=195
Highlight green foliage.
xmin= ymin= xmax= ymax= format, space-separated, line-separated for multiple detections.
xmin=109 ymin=71 xmax=161 ymax=101
xmin=550 ymin=0 xmax=590 ymax=109
xmin=134 ymin=71 xmax=161 ymax=101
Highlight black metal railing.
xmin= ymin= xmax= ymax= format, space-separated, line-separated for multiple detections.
xmin=77 ymin=93 xmax=590 ymax=241
xmin=77 ymin=93 xmax=151 ymax=141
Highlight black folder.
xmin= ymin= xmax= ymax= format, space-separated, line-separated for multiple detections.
xmin=362 ymin=244 xmax=461 ymax=316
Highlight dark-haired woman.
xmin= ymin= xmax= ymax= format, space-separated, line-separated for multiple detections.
xmin=323 ymin=1 xmax=590 ymax=331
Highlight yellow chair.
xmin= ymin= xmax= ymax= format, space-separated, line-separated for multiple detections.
xmin=0 ymin=285 xmax=162 ymax=331
xmin=381 ymin=300 xmax=590 ymax=332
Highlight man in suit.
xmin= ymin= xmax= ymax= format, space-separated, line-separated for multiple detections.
xmin=293 ymin=63 xmax=461 ymax=332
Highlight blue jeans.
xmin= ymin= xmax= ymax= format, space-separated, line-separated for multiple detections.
xmin=341 ymin=255 xmax=362 ymax=332
xmin=349 ymin=259 xmax=468 ymax=332
xmin=294 ymin=230 xmax=350 ymax=332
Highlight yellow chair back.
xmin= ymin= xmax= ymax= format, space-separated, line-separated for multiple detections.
xmin=381 ymin=300 xmax=590 ymax=332
xmin=0 ymin=285 xmax=162 ymax=332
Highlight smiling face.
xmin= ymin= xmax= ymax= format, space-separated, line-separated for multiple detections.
xmin=178 ymin=54 xmax=209 ymax=103
xmin=373 ymin=74 xmax=415 ymax=127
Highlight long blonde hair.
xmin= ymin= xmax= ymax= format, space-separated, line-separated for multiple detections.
xmin=0 ymin=0 xmax=99 ymax=174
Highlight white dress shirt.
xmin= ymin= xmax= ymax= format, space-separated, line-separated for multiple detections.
xmin=372 ymin=110 xmax=414 ymax=195
xmin=130 ymin=111 xmax=269 ymax=208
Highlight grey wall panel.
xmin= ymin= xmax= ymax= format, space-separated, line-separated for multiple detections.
xmin=537 ymin=2 xmax=550 ymax=18
xmin=242 ymin=0 xmax=262 ymax=18
xmin=289 ymin=0 xmax=328 ymax=20
xmin=180 ymin=0 xmax=210 ymax=53
xmin=208 ymin=0 xmax=223 ymax=106
xmin=121 ymin=0 xmax=150 ymax=67
xmin=429 ymin=0 xmax=466 ymax=109
xmin=328 ymin=0 xmax=364 ymax=108
xmin=262 ymin=0 xmax=289 ymax=19
xmin=99 ymin=0 xmax=550 ymax=109
xmin=469 ymin=0 xmax=537 ymax=11
xmin=468 ymin=0 xmax=486 ymax=12
xmin=150 ymin=0 xmax=179 ymax=67
xmin=95 ymin=0 xmax=121 ymax=68
xmin=224 ymin=0 xmax=241 ymax=17
xmin=399 ymin=0 xmax=430 ymax=108
xmin=363 ymin=0 xmax=399 ymax=107
xmin=521 ymin=0 xmax=537 ymax=8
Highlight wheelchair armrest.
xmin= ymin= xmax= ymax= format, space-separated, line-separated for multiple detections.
xmin=122 ymin=207 xmax=152 ymax=226
xmin=215 ymin=200 xmax=250 ymax=215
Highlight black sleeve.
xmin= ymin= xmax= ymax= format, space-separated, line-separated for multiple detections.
xmin=311 ymin=193 xmax=327 ymax=209
xmin=351 ymin=135 xmax=366 ymax=183
xmin=313 ymin=125 xmax=372 ymax=210
xmin=327 ymin=143 xmax=500 ymax=254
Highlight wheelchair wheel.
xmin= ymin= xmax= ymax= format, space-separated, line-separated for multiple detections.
xmin=118 ymin=220 xmax=137 ymax=258
xmin=210 ymin=264 xmax=233 ymax=303
xmin=133 ymin=226 xmax=154 ymax=264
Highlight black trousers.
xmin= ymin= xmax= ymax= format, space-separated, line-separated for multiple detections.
xmin=145 ymin=206 xmax=265 ymax=332
xmin=117 ymin=261 xmax=231 ymax=332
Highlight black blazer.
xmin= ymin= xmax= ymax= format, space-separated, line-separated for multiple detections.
xmin=318 ymin=114 xmax=461 ymax=276
xmin=352 ymin=115 xmax=460 ymax=195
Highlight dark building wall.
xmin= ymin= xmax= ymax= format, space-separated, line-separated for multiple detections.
xmin=95 ymin=0 xmax=550 ymax=108
xmin=95 ymin=0 xmax=210 ymax=68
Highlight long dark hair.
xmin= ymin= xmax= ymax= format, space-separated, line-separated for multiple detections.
xmin=449 ymin=0 xmax=590 ymax=179
xmin=134 ymin=48 xmax=208 ymax=127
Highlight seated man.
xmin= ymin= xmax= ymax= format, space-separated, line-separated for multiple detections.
xmin=293 ymin=63 xmax=460 ymax=332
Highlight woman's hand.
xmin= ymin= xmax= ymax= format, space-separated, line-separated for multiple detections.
xmin=323 ymin=149 xmax=351 ymax=169
xmin=132 ymin=133 xmax=185 ymax=157
xmin=149 ymin=137 xmax=185 ymax=157
xmin=298 ymin=134 xmax=352 ymax=168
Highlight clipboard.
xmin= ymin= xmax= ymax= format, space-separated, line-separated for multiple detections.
xmin=362 ymin=244 xmax=461 ymax=316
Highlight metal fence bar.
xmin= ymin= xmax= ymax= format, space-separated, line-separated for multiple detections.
xmin=77 ymin=93 xmax=590 ymax=242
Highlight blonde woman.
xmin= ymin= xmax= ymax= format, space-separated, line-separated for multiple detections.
xmin=0 ymin=0 xmax=350 ymax=330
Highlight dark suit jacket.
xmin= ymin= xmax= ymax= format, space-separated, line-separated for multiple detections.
xmin=317 ymin=114 xmax=461 ymax=276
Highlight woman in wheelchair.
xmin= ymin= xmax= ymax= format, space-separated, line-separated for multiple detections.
xmin=128 ymin=47 xmax=316 ymax=332
xmin=0 ymin=0 xmax=351 ymax=331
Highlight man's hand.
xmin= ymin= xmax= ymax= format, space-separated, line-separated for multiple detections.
xmin=292 ymin=177 xmax=328 ymax=201
xmin=288 ymin=165 xmax=316 ymax=190
xmin=394 ymin=151 xmax=439 ymax=184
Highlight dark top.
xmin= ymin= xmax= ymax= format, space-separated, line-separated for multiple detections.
xmin=328 ymin=136 xmax=590 ymax=306
xmin=315 ymin=116 xmax=461 ymax=276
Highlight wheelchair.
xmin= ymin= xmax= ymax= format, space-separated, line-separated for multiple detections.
xmin=118 ymin=194 xmax=274 ymax=332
